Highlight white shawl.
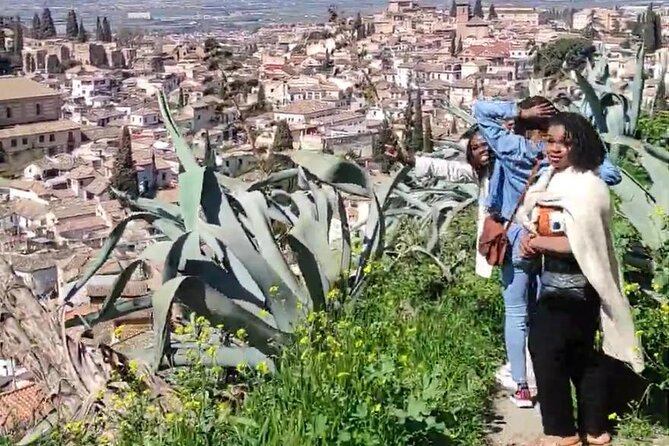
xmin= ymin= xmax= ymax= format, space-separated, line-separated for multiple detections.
xmin=517 ymin=166 xmax=644 ymax=374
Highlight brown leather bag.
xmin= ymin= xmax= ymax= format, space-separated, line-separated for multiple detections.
xmin=478 ymin=158 xmax=542 ymax=266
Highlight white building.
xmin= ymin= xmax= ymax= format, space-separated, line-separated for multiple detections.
xmin=71 ymin=76 xmax=116 ymax=106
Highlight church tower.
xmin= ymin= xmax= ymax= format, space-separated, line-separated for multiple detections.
xmin=455 ymin=2 xmax=470 ymax=24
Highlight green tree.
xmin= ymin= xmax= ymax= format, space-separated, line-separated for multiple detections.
xmin=533 ymin=37 xmax=594 ymax=77
xmin=40 ymin=8 xmax=56 ymax=39
xmin=102 ymin=17 xmax=112 ymax=42
xmin=403 ymin=93 xmax=414 ymax=150
xmin=411 ymin=89 xmax=424 ymax=152
xmin=178 ymin=88 xmax=186 ymax=108
xmin=77 ymin=19 xmax=88 ymax=43
xmin=456 ymin=37 xmax=463 ymax=53
xmin=582 ymin=9 xmax=601 ymax=40
xmin=472 ymin=0 xmax=484 ymax=18
xmin=272 ymin=120 xmax=293 ymax=152
xmin=367 ymin=22 xmax=374 ymax=36
xmin=374 ymin=118 xmax=395 ymax=159
xmin=449 ymin=34 xmax=456 ymax=56
xmin=654 ymin=79 xmax=667 ymax=113
xmin=354 ymin=12 xmax=364 ymax=40
xmin=423 ymin=117 xmax=433 ymax=153
xmin=488 ymin=3 xmax=498 ymax=20
xmin=111 ymin=127 xmax=139 ymax=197
xmin=66 ymin=10 xmax=79 ymax=40
xmin=0 ymin=29 xmax=4 ymax=52
xmin=31 ymin=13 xmax=41 ymax=39
xmin=449 ymin=0 xmax=457 ymax=17
xmin=203 ymin=131 xmax=216 ymax=168
xmin=96 ymin=17 xmax=103 ymax=41
xmin=13 ymin=16 xmax=23 ymax=53
xmin=256 ymin=83 xmax=266 ymax=111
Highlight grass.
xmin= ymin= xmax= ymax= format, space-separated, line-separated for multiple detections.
xmin=21 ymin=211 xmax=505 ymax=446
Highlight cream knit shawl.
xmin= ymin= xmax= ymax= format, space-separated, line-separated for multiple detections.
xmin=516 ymin=166 xmax=644 ymax=374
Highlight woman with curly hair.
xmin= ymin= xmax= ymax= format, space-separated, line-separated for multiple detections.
xmin=517 ymin=112 xmax=644 ymax=446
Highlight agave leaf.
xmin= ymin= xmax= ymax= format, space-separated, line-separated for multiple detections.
xmin=248 ymin=168 xmax=300 ymax=192
xmin=628 ymin=44 xmax=645 ymax=136
xmin=178 ymin=167 xmax=205 ymax=232
xmin=66 ymin=296 xmax=153 ymax=328
xmin=438 ymin=97 xmax=476 ymax=126
xmin=215 ymin=172 xmax=247 ymax=192
xmin=64 ymin=213 xmax=157 ymax=303
xmin=163 ymin=233 xmax=189 ymax=283
xmin=573 ymin=70 xmax=608 ymax=133
xmin=332 ymin=189 xmax=352 ymax=275
xmin=152 ymin=276 xmax=188 ymax=370
xmin=613 ymin=175 xmax=664 ymax=250
xmin=290 ymin=151 xmax=370 ymax=196
xmin=168 ymin=345 xmax=275 ymax=372
xmin=158 ymin=92 xmax=200 ymax=173
xmin=182 ymin=259 xmax=266 ymax=307
xmin=141 ymin=241 xmax=174 ymax=264
xmin=97 ymin=259 xmax=144 ymax=320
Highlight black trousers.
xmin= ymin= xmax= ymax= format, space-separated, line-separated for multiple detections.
xmin=528 ymin=286 xmax=607 ymax=437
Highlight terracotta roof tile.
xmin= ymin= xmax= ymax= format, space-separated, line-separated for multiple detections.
xmin=0 ymin=383 xmax=51 ymax=431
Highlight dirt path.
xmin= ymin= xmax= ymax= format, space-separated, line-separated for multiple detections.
xmin=487 ymin=387 xmax=544 ymax=446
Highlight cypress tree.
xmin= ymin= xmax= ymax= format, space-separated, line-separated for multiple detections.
xmin=40 ymin=8 xmax=56 ymax=39
xmin=403 ymin=93 xmax=414 ymax=151
xmin=256 ymin=83 xmax=266 ymax=111
xmin=13 ymin=16 xmax=23 ymax=53
xmin=457 ymin=37 xmax=463 ymax=53
xmin=102 ymin=17 xmax=112 ymax=42
xmin=272 ymin=120 xmax=293 ymax=152
xmin=178 ymin=88 xmax=186 ymax=108
xmin=423 ymin=117 xmax=433 ymax=153
xmin=654 ymin=78 xmax=667 ymax=112
xmin=449 ymin=0 xmax=457 ymax=18
xmin=203 ymin=131 xmax=216 ymax=168
xmin=373 ymin=118 xmax=395 ymax=159
xmin=354 ymin=12 xmax=363 ymax=40
xmin=78 ymin=19 xmax=88 ymax=43
xmin=472 ymin=0 xmax=484 ymax=18
xmin=111 ymin=126 xmax=139 ymax=198
xmin=96 ymin=17 xmax=103 ymax=41
xmin=66 ymin=10 xmax=79 ymax=40
xmin=32 ymin=13 xmax=41 ymax=39
xmin=489 ymin=3 xmax=498 ymax=20
xmin=449 ymin=34 xmax=456 ymax=56
xmin=411 ymin=89 xmax=424 ymax=152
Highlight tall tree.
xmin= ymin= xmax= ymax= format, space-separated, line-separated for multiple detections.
xmin=40 ymin=8 xmax=56 ymax=39
xmin=411 ymin=89 xmax=424 ymax=152
xmin=31 ymin=13 xmax=41 ymax=40
xmin=256 ymin=83 xmax=266 ymax=111
xmin=77 ymin=19 xmax=88 ymax=43
xmin=110 ymin=127 xmax=139 ymax=198
xmin=354 ymin=12 xmax=364 ymax=40
xmin=178 ymin=88 xmax=186 ymax=108
xmin=583 ymin=9 xmax=601 ymax=40
xmin=96 ymin=17 xmax=103 ymax=41
xmin=13 ymin=16 xmax=23 ymax=53
xmin=367 ymin=22 xmax=374 ymax=36
xmin=654 ymin=78 xmax=667 ymax=112
xmin=488 ymin=3 xmax=498 ymax=20
xmin=472 ymin=0 xmax=484 ymax=18
xmin=272 ymin=120 xmax=293 ymax=152
xmin=449 ymin=0 xmax=457 ymax=18
xmin=102 ymin=17 xmax=112 ymax=42
xmin=456 ymin=37 xmax=463 ymax=53
xmin=403 ymin=93 xmax=414 ymax=151
xmin=0 ymin=29 xmax=5 ymax=52
xmin=66 ymin=10 xmax=79 ymax=40
xmin=423 ymin=117 xmax=434 ymax=153
xmin=449 ymin=34 xmax=457 ymax=56
xmin=203 ymin=131 xmax=216 ymax=168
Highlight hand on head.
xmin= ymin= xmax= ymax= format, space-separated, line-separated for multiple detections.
xmin=519 ymin=103 xmax=557 ymax=121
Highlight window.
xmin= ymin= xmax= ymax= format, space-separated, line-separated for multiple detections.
xmin=49 ymin=134 xmax=55 ymax=142
xmin=6 ymin=108 xmax=11 ymax=118
xmin=39 ymin=135 xmax=45 ymax=143
xmin=36 ymin=104 xmax=41 ymax=115
xmin=22 ymin=138 xmax=27 ymax=145
xmin=11 ymin=139 xmax=17 ymax=147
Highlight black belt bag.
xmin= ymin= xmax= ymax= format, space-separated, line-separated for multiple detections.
xmin=540 ymin=255 xmax=588 ymax=301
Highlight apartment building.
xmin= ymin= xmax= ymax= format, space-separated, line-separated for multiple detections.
xmin=492 ymin=7 xmax=540 ymax=26
xmin=0 ymin=77 xmax=81 ymax=167
xmin=573 ymin=8 xmax=622 ymax=32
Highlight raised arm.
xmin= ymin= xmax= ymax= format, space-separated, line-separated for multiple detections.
xmin=472 ymin=100 xmax=538 ymax=163
xmin=414 ymin=156 xmax=477 ymax=183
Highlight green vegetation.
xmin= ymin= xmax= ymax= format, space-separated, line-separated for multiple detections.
xmin=532 ymin=37 xmax=594 ymax=77
xmin=65 ymin=10 xmax=79 ymax=40
xmin=23 ymin=211 xmax=504 ymax=446
xmin=110 ymin=126 xmax=139 ymax=197
xmin=272 ymin=120 xmax=293 ymax=152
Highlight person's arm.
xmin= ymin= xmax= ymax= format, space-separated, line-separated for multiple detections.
xmin=472 ymin=100 xmax=540 ymax=163
xmin=597 ymin=155 xmax=622 ymax=186
xmin=414 ymin=156 xmax=477 ymax=183
xmin=531 ymin=235 xmax=572 ymax=255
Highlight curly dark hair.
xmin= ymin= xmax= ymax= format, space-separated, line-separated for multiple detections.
xmin=548 ymin=112 xmax=605 ymax=171
xmin=516 ymin=96 xmax=556 ymax=134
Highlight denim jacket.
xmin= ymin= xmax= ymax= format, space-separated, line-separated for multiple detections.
xmin=472 ymin=100 xmax=622 ymax=221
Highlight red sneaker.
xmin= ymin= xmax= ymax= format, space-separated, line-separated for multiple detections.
xmin=510 ymin=384 xmax=534 ymax=408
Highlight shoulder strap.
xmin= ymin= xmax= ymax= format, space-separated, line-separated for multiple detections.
xmin=504 ymin=156 xmax=543 ymax=230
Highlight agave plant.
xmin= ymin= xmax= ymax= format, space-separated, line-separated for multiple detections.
xmin=65 ymin=92 xmax=475 ymax=373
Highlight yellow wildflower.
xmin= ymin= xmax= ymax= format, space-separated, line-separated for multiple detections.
xmin=206 ymin=345 xmax=218 ymax=358
xmin=363 ymin=263 xmax=373 ymax=275
xmin=326 ymin=288 xmax=340 ymax=302
xmin=113 ymin=324 xmax=125 ymax=338
xmin=146 ymin=405 xmax=159 ymax=417
xmin=373 ymin=403 xmax=381 ymax=413
xmin=165 ymin=412 xmax=176 ymax=423
xmin=259 ymin=309 xmax=269 ymax=318
xmin=128 ymin=360 xmax=138 ymax=374
xmin=269 ymin=285 xmax=279 ymax=296
xmin=654 ymin=205 xmax=665 ymax=217
xmin=235 ymin=328 xmax=247 ymax=341
xmin=623 ymin=282 xmax=640 ymax=296
xmin=174 ymin=324 xmax=185 ymax=335
xmin=299 ymin=336 xmax=310 ymax=346
xmin=184 ymin=400 xmax=201 ymax=412
xmin=255 ymin=361 xmax=270 ymax=375
xmin=661 ymin=302 xmax=669 ymax=314
xmin=297 ymin=301 xmax=304 ymax=310
xmin=216 ymin=402 xmax=231 ymax=416
xmin=354 ymin=340 xmax=363 ymax=349
xmin=608 ymin=412 xmax=620 ymax=421
xmin=236 ymin=361 xmax=248 ymax=372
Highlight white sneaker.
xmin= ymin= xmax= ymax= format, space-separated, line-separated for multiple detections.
xmin=495 ymin=363 xmax=517 ymax=391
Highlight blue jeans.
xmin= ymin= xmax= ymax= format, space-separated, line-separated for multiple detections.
xmin=501 ymin=224 xmax=539 ymax=385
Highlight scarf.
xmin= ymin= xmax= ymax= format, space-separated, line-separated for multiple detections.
xmin=516 ymin=166 xmax=644 ymax=374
